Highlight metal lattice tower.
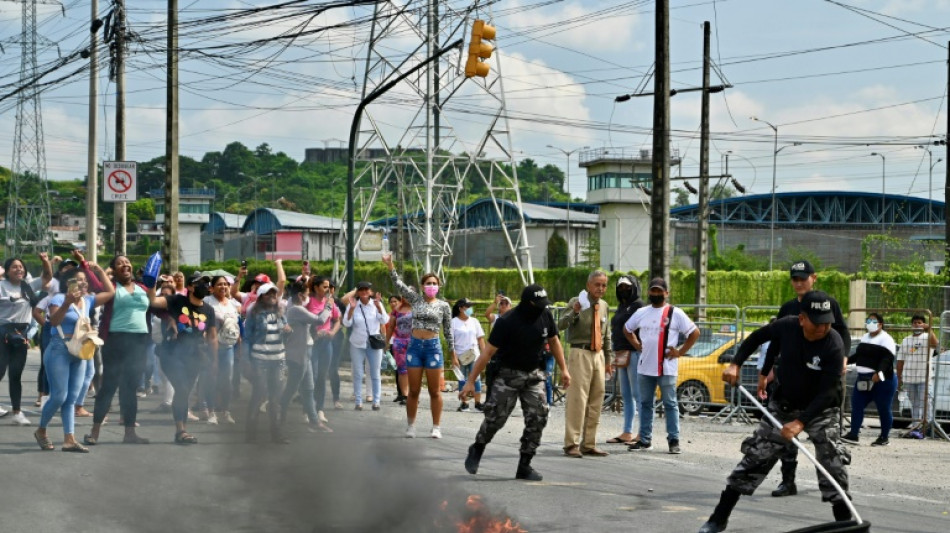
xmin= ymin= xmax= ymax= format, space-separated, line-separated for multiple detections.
xmin=4 ymin=0 xmax=56 ymax=256
xmin=333 ymin=0 xmax=534 ymax=286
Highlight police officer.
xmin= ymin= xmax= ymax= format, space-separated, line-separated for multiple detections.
xmin=764 ymin=260 xmax=851 ymax=497
xmin=698 ymin=291 xmax=852 ymax=533
xmin=461 ymin=284 xmax=571 ymax=481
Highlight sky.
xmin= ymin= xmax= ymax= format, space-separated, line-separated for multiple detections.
xmin=0 ymin=0 xmax=948 ymax=205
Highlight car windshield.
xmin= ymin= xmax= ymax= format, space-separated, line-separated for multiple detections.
xmin=685 ymin=333 xmax=735 ymax=358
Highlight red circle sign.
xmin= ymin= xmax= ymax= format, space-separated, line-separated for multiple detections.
xmin=107 ymin=170 xmax=133 ymax=193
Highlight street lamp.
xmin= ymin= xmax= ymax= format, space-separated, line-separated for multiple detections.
xmin=546 ymin=144 xmax=587 ymax=266
xmin=751 ymin=116 xmax=800 ymax=271
xmin=916 ymin=145 xmax=942 ymax=233
xmin=870 ymin=152 xmax=886 ymax=236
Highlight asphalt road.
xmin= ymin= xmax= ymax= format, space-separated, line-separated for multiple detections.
xmin=1 ymin=350 xmax=948 ymax=533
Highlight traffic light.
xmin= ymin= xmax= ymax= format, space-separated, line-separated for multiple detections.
xmin=465 ymin=19 xmax=495 ymax=78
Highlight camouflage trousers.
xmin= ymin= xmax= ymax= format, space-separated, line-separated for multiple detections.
xmin=727 ymin=402 xmax=851 ymax=503
xmin=475 ymin=367 xmax=549 ymax=455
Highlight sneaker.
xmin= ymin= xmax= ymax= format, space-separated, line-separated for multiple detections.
xmin=627 ymin=440 xmax=652 ymax=451
xmin=221 ymin=411 xmax=236 ymax=424
xmin=870 ymin=436 xmax=889 ymax=447
xmin=405 ymin=425 xmax=416 ymax=438
xmin=457 ymin=402 xmax=469 ymax=412
xmin=841 ymin=433 xmax=860 ymax=445
xmin=334 ymin=401 xmax=344 ymax=410
xmin=187 ymin=411 xmax=200 ymax=422
xmin=11 ymin=412 xmax=31 ymax=426
xmin=136 ymin=387 xmax=147 ymax=398
xmin=0 ymin=406 xmax=8 ymax=417
xmin=207 ymin=413 xmax=218 ymax=425
xmin=474 ymin=402 xmax=485 ymax=412
xmin=668 ymin=439 xmax=682 ymax=454
xmin=430 ymin=427 xmax=442 ymax=439
xmin=157 ymin=402 xmax=172 ymax=413
xmin=317 ymin=411 xmax=329 ymax=424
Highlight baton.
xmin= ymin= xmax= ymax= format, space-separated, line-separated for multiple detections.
xmin=736 ymin=385 xmax=863 ymax=526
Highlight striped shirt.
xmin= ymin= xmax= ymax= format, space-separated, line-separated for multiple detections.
xmin=251 ymin=311 xmax=286 ymax=361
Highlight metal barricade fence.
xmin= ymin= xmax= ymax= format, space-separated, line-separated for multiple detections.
xmin=716 ymin=305 xmax=781 ymax=423
xmin=847 ymin=308 xmax=947 ymax=441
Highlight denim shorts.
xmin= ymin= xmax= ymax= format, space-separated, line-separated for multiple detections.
xmin=406 ymin=337 xmax=443 ymax=369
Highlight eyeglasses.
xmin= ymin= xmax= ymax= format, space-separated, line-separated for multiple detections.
xmin=866 ymin=319 xmax=878 ymax=325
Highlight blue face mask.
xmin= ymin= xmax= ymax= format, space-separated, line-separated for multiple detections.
xmin=463 ymin=307 xmax=472 ymax=317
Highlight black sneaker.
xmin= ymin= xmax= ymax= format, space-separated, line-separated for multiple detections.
xmin=465 ymin=444 xmax=484 ymax=474
xmin=474 ymin=402 xmax=485 ymax=412
xmin=457 ymin=402 xmax=469 ymax=412
xmin=697 ymin=520 xmax=727 ymax=533
xmin=841 ymin=433 xmax=860 ymax=445
xmin=870 ymin=436 xmax=889 ymax=447
xmin=668 ymin=439 xmax=682 ymax=454
xmin=627 ymin=440 xmax=652 ymax=451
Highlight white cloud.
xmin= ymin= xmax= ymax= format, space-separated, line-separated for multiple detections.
xmin=505 ymin=1 xmax=638 ymax=53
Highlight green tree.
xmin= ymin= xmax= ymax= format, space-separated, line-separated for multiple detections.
xmin=547 ymin=231 xmax=568 ymax=268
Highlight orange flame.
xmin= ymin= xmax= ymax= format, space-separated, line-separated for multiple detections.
xmin=451 ymin=494 xmax=527 ymax=533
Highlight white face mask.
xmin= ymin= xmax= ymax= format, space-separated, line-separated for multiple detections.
xmin=866 ymin=322 xmax=879 ymax=333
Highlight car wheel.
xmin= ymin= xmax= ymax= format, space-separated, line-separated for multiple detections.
xmin=677 ymin=381 xmax=709 ymax=416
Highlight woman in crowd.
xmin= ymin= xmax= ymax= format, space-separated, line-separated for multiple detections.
xmin=245 ymin=282 xmax=290 ymax=444
xmin=484 ymin=293 xmax=512 ymax=327
xmin=382 ymin=255 xmax=454 ymax=439
xmin=842 ymin=312 xmax=898 ymax=447
xmin=307 ymin=275 xmax=341 ymax=423
xmin=231 ymin=261 xmax=285 ymax=399
xmin=201 ymin=275 xmax=242 ymax=425
xmin=450 ymin=298 xmax=486 ymax=412
xmin=281 ymin=277 xmax=332 ymax=432
xmin=171 ymin=271 xmax=187 ymax=295
xmin=84 ymin=255 xmax=152 ymax=445
xmin=607 ymin=275 xmax=644 ymax=445
xmin=0 ymin=257 xmax=43 ymax=424
xmin=147 ymin=275 xmax=218 ymax=444
xmin=34 ymin=263 xmax=114 ymax=452
xmin=342 ymin=281 xmax=389 ymax=411
xmin=327 ymin=279 xmax=347 ymax=410
xmin=386 ymin=294 xmax=412 ymax=405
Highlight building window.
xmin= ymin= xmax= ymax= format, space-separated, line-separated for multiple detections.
xmin=587 ymin=172 xmax=652 ymax=191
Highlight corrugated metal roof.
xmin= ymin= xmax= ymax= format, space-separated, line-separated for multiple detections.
xmin=242 ymin=208 xmax=343 ymax=234
xmin=519 ymin=201 xmax=599 ymax=224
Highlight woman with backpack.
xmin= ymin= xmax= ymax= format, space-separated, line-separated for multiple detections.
xmin=201 ymin=275 xmax=242 ymax=425
xmin=33 ymin=263 xmax=114 ymax=452
xmin=83 ymin=255 xmax=153 ymax=445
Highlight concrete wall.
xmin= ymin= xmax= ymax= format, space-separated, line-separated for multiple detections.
xmin=598 ymin=202 xmax=651 ymax=273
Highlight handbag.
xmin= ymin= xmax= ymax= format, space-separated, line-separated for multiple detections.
xmin=57 ymin=298 xmax=103 ymax=360
xmin=613 ymin=349 xmax=631 ymax=368
xmin=458 ymin=348 xmax=478 ymax=366
xmin=360 ymin=305 xmax=387 ymax=350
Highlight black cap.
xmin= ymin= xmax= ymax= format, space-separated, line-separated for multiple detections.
xmin=648 ymin=277 xmax=668 ymax=291
xmin=188 ymin=274 xmax=210 ymax=286
xmin=790 ymin=260 xmax=815 ymax=279
xmin=58 ymin=259 xmax=79 ymax=271
xmin=356 ymin=281 xmax=372 ymax=290
xmin=801 ymin=290 xmax=834 ymax=324
xmin=456 ymin=298 xmax=474 ymax=308
xmin=520 ymin=284 xmax=551 ymax=307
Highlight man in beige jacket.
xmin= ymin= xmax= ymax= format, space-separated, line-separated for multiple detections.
xmin=559 ymin=270 xmax=612 ymax=457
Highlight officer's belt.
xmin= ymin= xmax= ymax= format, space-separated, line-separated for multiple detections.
xmin=571 ymin=343 xmax=594 ymax=350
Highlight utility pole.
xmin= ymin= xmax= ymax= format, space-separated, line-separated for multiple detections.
xmin=85 ymin=0 xmax=99 ymax=262
xmin=945 ymin=41 xmax=950 ymax=282
xmin=114 ymin=0 xmax=127 ymax=254
xmin=650 ymin=0 xmax=671 ymax=282
xmin=163 ymin=0 xmax=180 ymax=271
xmin=695 ymin=21 xmax=711 ymax=308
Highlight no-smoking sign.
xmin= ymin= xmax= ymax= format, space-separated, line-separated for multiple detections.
xmin=103 ymin=161 xmax=137 ymax=202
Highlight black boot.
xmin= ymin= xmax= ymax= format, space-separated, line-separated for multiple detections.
xmin=832 ymin=502 xmax=852 ymax=522
xmin=771 ymin=460 xmax=798 ymax=497
xmin=515 ymin=452 xmax=542 ymax=481
xmin=698 ymin=487 xmax=741 ymax=533
xmin=465 ymin=443 xmax=485 ymax=474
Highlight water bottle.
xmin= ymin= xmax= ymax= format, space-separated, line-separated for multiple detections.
xmin=452 ymin=365 xmax=466 ymax=382
xmin=382 ymin=234 xmax=391 ymax=260
xmin=142 ymin=251 xmax=163 ymax=288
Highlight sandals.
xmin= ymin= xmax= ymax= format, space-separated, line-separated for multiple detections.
xmin=607 ymin=435 xmax=639 ymax=444
xmin=175 ymin=431 xmax=198 ymax=445
xmin=34 ymin=430 xmax=54 ymax=451
xmin=62 ymin=443 xmax=90 ymax=453
xmin=83 ymin=434 xmax=98 ymax=446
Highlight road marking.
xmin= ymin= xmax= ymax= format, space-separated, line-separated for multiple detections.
xmin=525 ymin=482 xmax=587 ymax=487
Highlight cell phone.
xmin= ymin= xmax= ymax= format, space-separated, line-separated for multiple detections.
xmin=241 ymin=259 xmax=248 ymax=269
xmin=67 ymin=279 xmax=79 ymax=291
xmin=497 ymin=290 xmax=505 ymax=296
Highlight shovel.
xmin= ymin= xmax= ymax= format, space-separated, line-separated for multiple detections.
xmin=736 ymin=386 xmax=871 ymax=532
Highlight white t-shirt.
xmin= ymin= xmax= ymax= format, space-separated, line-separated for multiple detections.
xmin=898 ymin=332 xmax=933 ymax=384
xmin=204 ymin=295 xmax=241 ymax=330
xmin=451 ymin=316 xmax=485 ymax=355
xmin=855 ymin=330 xmax=896 ymax=374
xmin=624 ymin=305 xmax=698 ymax=377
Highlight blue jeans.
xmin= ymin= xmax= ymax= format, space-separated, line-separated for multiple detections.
xmin=75 ymin=358 xmax=95 ymax=408
xmin=350 ymin=344 xmax=382 ymax=406
xmin=200 ymin=344 xmax=235 ymax=412
xmin=248 ymin=358 xmax=284 ymax=431
xmin=159 ymin=344 xmax=202 ymax=423
xmin=619 ymin=356 xmax=641 ymax=434
xmin=311 ymin=336 xmax=333 ymax=411
xmin=281 ymin=359 xmax=317 ymax=423
xmin=39 ymin=338 xmax=86 ymax=436
xmin=544 ymin=355 xmax=556 ymax=405
xmin=459 ymin=361 xmax=482 ymax=394
xmin=406 ymin=337 xmax=443 ymax=369
xmin=850 ymin=372 xmax=898 ymax=439
xmin=638 ymin=373 xmax=679 ymax=443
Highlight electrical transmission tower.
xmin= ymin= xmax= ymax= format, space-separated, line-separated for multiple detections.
xmin=4 ymin=0 xmax=61 ymax=256
xmin=333 ymin=0 xmax=534 ymax=286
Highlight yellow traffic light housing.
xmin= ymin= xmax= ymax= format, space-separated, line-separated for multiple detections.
xmin=465 ymin=19 xmax=496 ymax=78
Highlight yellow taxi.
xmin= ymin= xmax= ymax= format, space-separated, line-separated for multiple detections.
xmin=675 ymin=329 xmax=748 ymax=415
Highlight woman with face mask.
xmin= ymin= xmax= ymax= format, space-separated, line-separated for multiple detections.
xmin=842 ymin=312 xmax=897 ymax=447
xmin=450 ymin=299 xmax=487 ymax=412
xmin=0 ymin=257 xmax=45 ymax=424
xmin=382 ymin=255 xmax=454 ymax=439
xmin=33 ymin=264 xmax=114 ymax=452
xmin=607 ymin=275 xmax=644 ymax=445
xmin=341 ymin=282 xmax=389 ymax=412
xmin=147 ymin=275 xmax=218 ymax=444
